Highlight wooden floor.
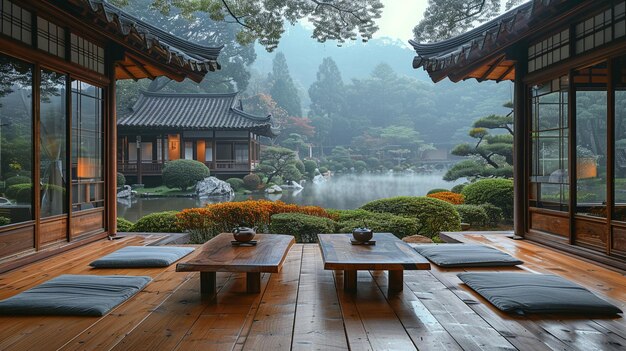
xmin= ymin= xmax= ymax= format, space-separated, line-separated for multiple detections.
xmin=0 ymin=233 xmax=624 ymax=351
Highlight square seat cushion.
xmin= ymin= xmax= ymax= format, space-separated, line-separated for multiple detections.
xmin=90 ymin=246 xmax=195 ymax=268
xmin=412 ymin=244 xmax=523 ymax=267
xmin=458 ymin=272 xmax=622 ymax=315
xmin=0 ymin=274 xmax=151 ymax=316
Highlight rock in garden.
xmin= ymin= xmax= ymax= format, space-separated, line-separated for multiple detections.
xmin=196 ymin=177 xmax=234 ymax=197
xmin=117 ymin=185 xmax=134 ymax=198
xmin=265 ymin=184 xmax=283 ymax=193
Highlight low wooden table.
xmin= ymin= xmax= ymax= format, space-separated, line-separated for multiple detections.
xmin=176 ymin=233 xmax=295 ymax=296
xmin=318 ymin=233 xmax=430 ymax=293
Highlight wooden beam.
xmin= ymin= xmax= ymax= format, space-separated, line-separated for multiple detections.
xmin=126 ymin=55 xmax=156 ymax=80
xmin=513 ymin=50 xmax=527 ymax=238
xmin=478 ymin=56 xmax=506 ymax=82
xmin=496 ymin=64 xmax=516 ymax=83
xmin=117 ymin=63 xmax=138 ymax=81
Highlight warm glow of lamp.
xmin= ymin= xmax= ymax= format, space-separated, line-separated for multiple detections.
xmin=577 ymin=159 xmax=597 ymax=179
xmin=77 ymin=157 xmax=98 ymax=178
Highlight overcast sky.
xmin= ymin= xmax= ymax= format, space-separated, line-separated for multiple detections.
xmin=375 ymin=0 xmax=428 ymax=41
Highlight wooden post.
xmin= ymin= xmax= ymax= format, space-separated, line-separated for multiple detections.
xmin=246 ymin=272 xmax=261 ymax=293
xmin=200 ymin=271 xmax=217 ymax=297
xmin=136 ymin=136 xmax=142 ymax=185
xmin=344 ymin=270 xmax=357 ymax=292
xmin=33 ymin=63 xmax=41 ymax=249
xmin=107 ymin=46 xmax=123 ymax=236
xmin=513 ymin=55 xmax=528 ymax=238
xmin=607 ymin=59 xmax=615 ymax=256
xmin=388 ymin=270 xmax=403 ymax=293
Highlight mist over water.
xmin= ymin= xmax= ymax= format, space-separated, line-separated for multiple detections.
xmin=118 ymin=173 xmax=461 ymax=222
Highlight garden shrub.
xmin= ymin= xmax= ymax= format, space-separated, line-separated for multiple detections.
xmin=6 ymin=183 xmax=31 ymax=199
xmin=116 ymin=217 xmax=134 ymax=232
xmin=462 ymin=178 xmax=514 ymax=221
xmin=360 ymin=196 xmax=461 ymax=237
xmin=162 ymin=159 xmax=209 ymax=191
xmin=117 ymin=172 xmax=126 ymax=188
xmin=480 ymin=203 xmax=504 ymax=226
xmin=5 ymin=176 xmax=31 ymax=188
xmin=243 ymin=173 xmax=261 ymax=190
xmin=331 ymin=209 xmax=419 ymax=239
xmin=0 ymin=216 xmax=10 ymax=226
xmin=451 ymin=183 xmax=466 ymax=194
xmin=131 ymin=211 xmax=182 ymax=233
xmin=226 ymin=178 xmax=244 ymax=191
xmin=427 ymin=191 xmax=464 ymax=205
xmin=269 ymin=213 xmax=336 ymax=243
xmin=303 ymin=160 xmax=317 ymax=179
xmin=455 ymin=204 xmax=489 ymax=227
xmin=295 ymin=160 xmax=305 ymax=174
xmin=16 ymin=185 xmax=32 ymax=204
xmin=354 ymin=160 xmax=367 ymax=173
xmin=426 ymin=188 xmax=448 ymax=195
xmin=177 ymin=200 xmax=334 ymax=243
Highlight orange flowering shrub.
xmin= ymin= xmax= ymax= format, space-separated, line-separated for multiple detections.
xmin=426 ymin=191 xmax=465 ymax=205
xmin=177 ymin=200 xmax=334 ymax=243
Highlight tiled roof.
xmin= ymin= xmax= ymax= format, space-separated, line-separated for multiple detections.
xmin=66 ymin=0 xmax=222 ymax=81
xmin=409 ymin=0 xmax=577 ymax=82
xmin=118 ymin=92 xmax=277 ymax=137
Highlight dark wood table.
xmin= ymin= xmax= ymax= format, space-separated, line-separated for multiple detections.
xmin=318 ymin=233 xmax=430 ymax=293
xmin=176 ymin=233 xmax=295 ymax=296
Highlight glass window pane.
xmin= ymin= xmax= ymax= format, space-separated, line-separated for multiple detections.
xmin=184 ymin=141 xmax=193 ymax=160
xmin=0 ymin=54 xmax=33 ymax=226
xmin=614 ymin=56 xmax=626 ymax=222
xmin=40 ymin=69 xmax=67 ymax=217
xmin=235 ymin=143 xmax=248 ymax=163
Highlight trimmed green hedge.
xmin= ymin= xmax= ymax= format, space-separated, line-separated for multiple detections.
xmin=131 ymin=211 xmax=182 ymax=233
xmin=226 ymin=178 xmax=245 ymax=191
xmin=6 ymin=183 xmax=31 ymax=200
xmin=479 ymin=203 xmax=504 ymax=226
xmin=117 ymin=217 xmax=134 ymax=232
xmin=269 ymin=213 xmax=336 ymax=243
xmin=243 ymin=173 xmax=261 ymax=190
xmin=5 ymin=176 xmax=31 ymax=188
xmin=462 ymin=178 xmax=514 ymax=221
xmin=455 ymin=204 xmax=488 ymax=227
xmin=361 ymin=196 xmax=461 ymax=237
xmin=332 ymin=209 xmax=419 ymax=239
xmin=451 ymin=183 xmax=466 ymax=194
xmin=162 ymin=159 xmax=209 ymax=191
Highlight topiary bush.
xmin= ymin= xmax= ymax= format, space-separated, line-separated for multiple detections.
xmin=5 ymin=175 xmax=31 ymax=188
xmin=116 ymin=217 xmax=134 ymax=232
xmin=455 ymin=204 xmax=489 ymax=227
xmin=479 ymin=203 xmax=504 ymax=226
xmin=462 ymin=178 xmax=514 ymax=221
xmin=162 ymin=159 xmax=209 ymax=191
xmin=331 ymin=209 xmax=419 ymax=239
xmin=243 ymin=173 xmax=261 ymax=190
xmin=360 ymin=196 xmax=461 ymax=237
xmin=6 ymin=183 xmax=31 ymax=199
xmin=269 ymin=213 xmax=336 ymax=243
xmin=451 ymin=183 xmax=467 ymax=194
xmin=117 ymin=172 xmax=126 ymax=188
xmin=303 ymin=160 xmax=317 ymax=179
xmin=427 ymin=188 xmax=449 ymax=195
xmin=226 ymin=178 xmax=245 ymax=191
xmin=131 ymin=211 xmax=182 ymax=233
xmin=15 ymin=184 xmax=33 ymax=203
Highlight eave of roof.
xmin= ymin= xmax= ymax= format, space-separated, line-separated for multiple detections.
xmin=64 ymin=0 xmax=223 ymax=82
xmin=118 ymin=91 xmax=277 ymax=138
xmin=409 ymin=0 xmax=587 ymax=83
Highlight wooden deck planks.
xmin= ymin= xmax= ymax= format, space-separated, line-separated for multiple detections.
xmin=240 ymin=245 xmax=303 ymax=350
xmin=0 ymin=235 xmax=624 ymax=351
xmin=291 ymin=245 xmax=348 ymax=351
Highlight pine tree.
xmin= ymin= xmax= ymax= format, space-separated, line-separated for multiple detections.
xmin=308 ymin=57 xmax=345 ymax=154
xmin=268 ymin=53 xmax=302 ymax=117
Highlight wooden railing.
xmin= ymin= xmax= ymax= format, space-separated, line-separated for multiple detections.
xmin=118 ymin=160 xmax=252 ymax=174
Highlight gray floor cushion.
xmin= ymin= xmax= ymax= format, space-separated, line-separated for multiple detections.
xmin=90 ymin=246 xmax=195 ymax=268
xmin=458 ymin=272 xmax=622 ymax=315
xmin=0 ymin=274 xmax=151 ymax=316
xmin=413 ymin=244 xmax=523 ymax=267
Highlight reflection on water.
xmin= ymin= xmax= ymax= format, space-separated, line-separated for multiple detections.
xmin=118 ymin=173 xmax=461 ymax=222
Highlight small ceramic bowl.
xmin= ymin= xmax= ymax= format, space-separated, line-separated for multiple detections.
xmin=352 ymin=228 xmax=373 ymax=242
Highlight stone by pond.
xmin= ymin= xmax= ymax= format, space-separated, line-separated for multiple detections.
xmin=118 ymin=173 xmax=463 ymax=222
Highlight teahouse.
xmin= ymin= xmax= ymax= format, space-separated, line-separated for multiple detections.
xmin=412 ymin=0 xmax=626 ymax=269
xmin=0 ymin=0 xmax=221 ymax=271
xmin=117 ymin=91 xmax=276 ymax=183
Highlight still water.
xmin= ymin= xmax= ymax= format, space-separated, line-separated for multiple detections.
xmin=117 ymin=173 xmax=461 ymax=222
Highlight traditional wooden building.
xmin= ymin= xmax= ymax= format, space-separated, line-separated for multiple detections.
xmin=412 ymin=0 xmax=626 ymax=269
xmin=0 ymin=0 xmax=221 ymax=271
xmin=117 ymin=91 xmax=276 ymax=183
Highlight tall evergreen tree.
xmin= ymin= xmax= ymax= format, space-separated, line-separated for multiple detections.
xmin=308 ymin=57 xmax=345 ymax=153
xmin=269 ymin=53 xmax=302 ymax=117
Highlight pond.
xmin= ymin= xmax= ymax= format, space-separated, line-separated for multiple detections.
xmin=117 ymin=173 xmax=462 ymax=222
